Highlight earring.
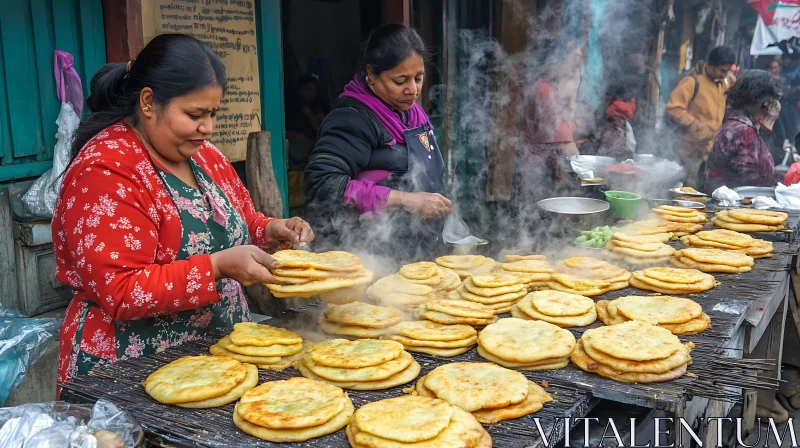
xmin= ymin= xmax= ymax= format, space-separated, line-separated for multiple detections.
xmin=143 ymin=106 xmax=150 ymax=112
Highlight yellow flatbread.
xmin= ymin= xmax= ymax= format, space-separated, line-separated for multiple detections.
xmin=317 ymin=316 xmax=387 ymax=339
xmin=177 ymin=363 xmax=258 ymax=409
xmin=424 ymin=362 xmax=528 ymax=412
xmin=582 ymin=321 xmax=681 ymax=361
xmin=297 ymin=359 xmax=421 ymax=390
xmin=233 ymin=396 xmax=353 ymax=442
xmin=273 ymin=250 xmax=362 ymax=271
xmin=435 ymin=255 xmax=487 ymax=270
xmin=422 ymin=299 xmax=495 ymax=319
xmin=143 ymin=356 xmax=247 ymax=405
xmin=238 ymin=377 xmax=347 ymax=429
xmin=219 ymin=335 xmax=303 ymax=357
xmin=727 ymin=209 xmax=788 ymax=226
xmin=325 ymin=302 xmax=403 ymax=328
xmin=388 ymin=319 xmax=477 ymax=341
xmin=501 ymin=260 xmax=555 ymax=273
xmin=302 ymin=350 xmax=414 ymax=382
xmin=472 ymin=380 xmax=552 ymax=423
xmin=309 ymin=339 xmax=403 ymax=369
xmin=229 ymin=322 xmax=302 ymax=347
xmin=529 ymin=290 xmax=594 ymax=316
xmin=613 ymin=295 xmax=702 ymax=324
xmin=209 ymin=344 xmax=282 ymax=365
xmin=456 ymin=284 xmax=527 ymax=305
xmin=478 ymin=318 xmax=576 ymax=363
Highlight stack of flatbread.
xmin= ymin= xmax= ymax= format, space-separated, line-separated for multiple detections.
xmin=570 ymin=321 xmax=694 ymax=383
xmin=346 ymin=396 xmax=491 ymax=448
xmin=512 ymin=291 xmax=597 ymax=327
xmin=317 ymin=302 xmax=403 ymax=339
xmin=365 ymin=274 xmax=440 ymax=312
xmin=681 ymin=229 xmax=774 ymax=258
xmin=499 ymin=258 xmax=555 ymax=290
xmin=547 ymin=273 xmax=613 ymax=297
xmin=435 ymin=255 xmax=500 ymax=279
xmin=618 ymin=219 xmax=702 ymax=237
xmin=386 ymin=320 xmax=477 ymax=357
xmin=409 ymin=362 xmax=552 ymax=423
xmin=233 ymin=378 xmax=354 ymax=442
xmin=652 ymin=205 xmax=707 ymax=224
xmin=477 ymin=318 xmax=576 ymax=370
xmin=211 ymin=322 xmax=303 ymax=371
xmin=144 ymin=356 xmax=258 ymax=408
xmin=266 ymin=250 xmax=374 ymax=304
xmin=397 ymin=261 xmax=462 ymax=292
xmin=451 ymin=274 xmax=528 ymax=313
xmin=556 ymin=256 xmax=631 ymax=289
xmin=671 ymin=248 xmax=754 ymax=273
xmin=297 ymin=339 xmax=421 ymax=390
xmin=604 ymin=233 xmax=676 ymax=267
xmin=630 ymin=267 xmax=716 ymax=294
xmin=713 ymin=209 xmax=788 ymax=233
xmin=596 ymin=295 xmax=711 ymax=335
xmin=415 ymin=298 xmax=498 ymax=327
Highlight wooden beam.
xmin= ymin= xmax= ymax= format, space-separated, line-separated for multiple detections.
xmin=101 ymin=0 xmax=144 ymax=62
xmin=384 ymin=0 xmax=410 ymax=25
xmin=0 ymin=188 xmax=19 ymax=310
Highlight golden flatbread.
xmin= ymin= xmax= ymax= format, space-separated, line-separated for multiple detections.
xmin=273 ymin=250 xmax=362 ymax=271
xmin=727 ymin=209 xmax=788 ymax=226
xmin=516 ymin=298 xmax=597 ymax=327
xmin=390 ymin=334 xmax=477 ymax=348
xmin=476 ymin=346 xmax=570 ymax=370
xmin=267 ymin=269 xmax=374 ymax=295
xmin=629 ymin=276 xmax=711 ymax=295
xmin=209 ymin=344 xmax=282 ymax=365
xmin=388 ymin=319 xmax=477 ymax=341
xmin=424 ymin=362 xmax=528 ymax=412
xmin=678 ymin=248 xmax=754 ymax=267
xmin=399 ymin=261 xmax=439 ymax=280
xmin=570 ymin=340 xmax=688 ymax=383
xmin=272 ymin=268 xmax=365 ymax=278
xmin=478 ymin=318 xmax=576 ymax=363
xmin=417 ymin=309 xmax=498 ymax=326
xmin=436 ymin=255 xmax=487 ymax=270
xmin=606 ymin=240 xmax=676 ymax=258
xmin=238 ymin=377 xmax=347 ymax=429
xmin=613 ymin=295 xmax=702 ymax=324
xmin=696 ymin=229 xmax=754 ymax=247
xmin=317 ymin=316 xmax=386 ymax=339
xmin=325 ymin=302 xmax=403 ymax=328
xmin=504 ymin=254 xmax=547 ymax=262
xmin=143 ymin=356 xmax=247 ymax=404
xmin=582 ymin=321 xmax=681 ymax=361
xmin=671 ymin=255 xmax=752 ymax=273
xmin=302 ymin=351 xmax=414 ymax=382
xmin=612 ymin=232 xmax=673 ymax=244
xmin=529 ymin=290 xmax=594 ymax=316
xmin=404 ymin=345 xmax=473 ymax=357
xmin=297 ymin=359 xmax=421 ymax=390
xmin=309 ymin=339 xmax=403 ymax=369
xmin=639 ymin=266 xmax=708 ymax=284
xmin=422 ymin=299 xmax=495 ymax=320
xmin=456 ymin=284 xmax=527 ymax=305
xmin=219 ymin=335 xmax=303 ymax=357
xmin=233 ymin=396 xmax=354 ymax=443
xmin=611 ymin=239 xmax=667 ymax=252
xmin=177 ymin=363 xmax=258 ymax=408
xmin=501 ymin=260 xmax=555 ymax=273
xmin=229 ymin=322 xmax=302 ymax=347
xmin=659 ymin=312 xmax=711 ymax=335
xmin=712 ymin=217 xmax=780 ymax=233
xmin=472 ymin=380 xmax=552 ymax=423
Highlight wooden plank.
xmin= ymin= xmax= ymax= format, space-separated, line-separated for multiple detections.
xmin=0 ymin=188 xmax=19 ymax=309
xmin=255 ymin=0 xmax=288 ymax=217
xmin=30 ymin=0 xmax=59 ymax=160
xmin=78 ymin=0 xmax=107 ymax=96
xmin=1 ymin=1 xmax=44 ymax=158
xmin=745 ymin=273 xmax=790 ymax=352
xmin=0 ymin=161 xmax=52 ymax=183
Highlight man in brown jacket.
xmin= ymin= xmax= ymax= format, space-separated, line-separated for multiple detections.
xmin=666 ymin=46 xmax=736 ymax=188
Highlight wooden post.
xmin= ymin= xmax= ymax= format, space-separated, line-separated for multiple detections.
xmin=0 ymin=188 xmax=19 ymax=309
xmin=245 ymin=131 xmax=284 ymax=217
xmin=101 ymin=0 xmax=144 ymax=62
xmin=384 ymin=0 xmax=410 ymax=25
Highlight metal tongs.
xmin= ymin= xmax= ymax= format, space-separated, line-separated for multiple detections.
xmin=293 ymin=241 xmax=311 ymax=251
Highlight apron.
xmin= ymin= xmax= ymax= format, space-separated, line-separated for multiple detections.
xmin=70 ymin=158 xmax=251 ymax=375
xmin=403 ymin=122 xmax=445 ymax=195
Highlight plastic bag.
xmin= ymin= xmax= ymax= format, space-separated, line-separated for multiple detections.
xmin=625 ymin=121 xmax=637 ymax=154
xmin=21 ymin=102 xmax=80 ymax=218
xmin=784 ymin=162 xmax=800 ymax=186
xmin=21 ymin=49 xmax=83 ymax=218
xmin=0 ymin=306 xmax=61 ymax=405
xmin=775 ymin=182 xmax=800 ymax=210
xmin=712 ymin=186 xmax=741 ymax=207
xmin=0 ymin=400 xmax=141 ymax=448
xmin=752 ymin=196 xmax=781 ymax=209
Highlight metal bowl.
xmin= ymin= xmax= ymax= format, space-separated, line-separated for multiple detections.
xmin=537 ymin=197 xmax=610 ymax=215
xmin=734 ymin=186 xmax=776 ymax=198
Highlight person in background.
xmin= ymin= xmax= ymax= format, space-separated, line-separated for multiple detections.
xmin=704 ymin=70 xmax=782 ymax=192
xmin=286 ymin=74 xmax=329 ymax=169
xmin=666 ymin=46 xmax=736 ymax=188
xmin=53 ymin=34 xmax=314 ymax=391
xmin=596 ymin=79 xmax=638 ymax=160
xmin=781 ymin=52 xmax=800 ymax=86
xmin=304 ymin=24 xmax=451 ymax=262
xmin=769 ymin=59 xmax=782 ymax=78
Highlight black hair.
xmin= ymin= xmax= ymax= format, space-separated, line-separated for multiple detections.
xmin=360 ymin=24 xmax=429 ymax=76
xmin=708 ymin=46 xmax=736 ymax=67
xmin=727 ymin=70 xmax=783 ymax=118
xmin=70 ymin=34 xmax=226 ymax=159
xmin=606 ymin=76 xmax=638 ymax=102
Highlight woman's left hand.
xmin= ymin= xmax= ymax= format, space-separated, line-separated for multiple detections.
xmin=265 ymin=217 xmax=315 ymax=248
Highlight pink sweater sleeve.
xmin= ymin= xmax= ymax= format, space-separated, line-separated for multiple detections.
xmin=344 ymin=179 xmax=392 ymax=215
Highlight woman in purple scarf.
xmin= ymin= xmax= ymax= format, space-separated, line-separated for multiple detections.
xmin=304 ymin=24 xmax=451 ymax=262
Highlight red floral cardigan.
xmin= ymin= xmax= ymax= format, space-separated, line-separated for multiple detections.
xmin=53 ymin=122 xmax=277 ymax=388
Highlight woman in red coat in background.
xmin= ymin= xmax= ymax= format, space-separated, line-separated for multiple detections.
xmin=53 ymin=34 xmax=314 ymax=391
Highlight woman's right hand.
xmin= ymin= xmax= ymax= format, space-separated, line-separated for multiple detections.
xmin=397 ymin=191 xmax=452 ymax=219
xmin=209 ymin=245 xmax=281 ymax=286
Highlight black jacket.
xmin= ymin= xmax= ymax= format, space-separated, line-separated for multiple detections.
xmin=304 ymin=97 xmax=410 ymax=203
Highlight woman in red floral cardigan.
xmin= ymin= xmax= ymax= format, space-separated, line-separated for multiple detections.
xmin=53 ymin=34 xmax=314 ymax=391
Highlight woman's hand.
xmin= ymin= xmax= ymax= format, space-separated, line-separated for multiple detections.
xmin=390 ymin=191 xmax=452 ymax=219
xmin=209 ymin=245 xmax=281 ymax=286
xmin=265 ymin=217 xmax=315 ymax=248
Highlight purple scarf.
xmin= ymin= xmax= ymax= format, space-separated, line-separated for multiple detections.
xmin=339 ymin=75 xmax=431 ymax=144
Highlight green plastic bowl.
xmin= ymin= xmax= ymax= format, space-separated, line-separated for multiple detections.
xmin=604 ymin=190 xmax=641 ymax=220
